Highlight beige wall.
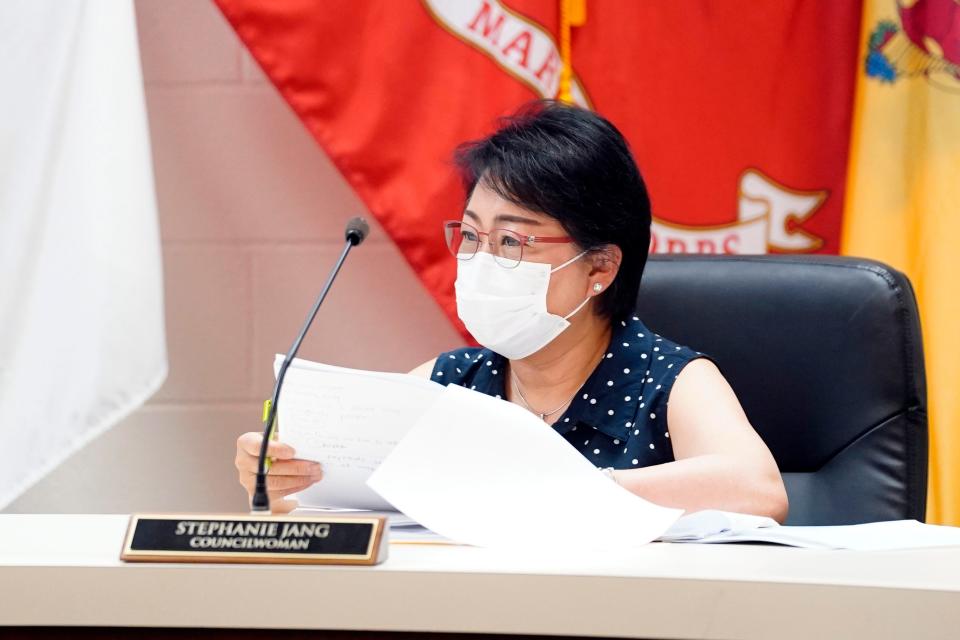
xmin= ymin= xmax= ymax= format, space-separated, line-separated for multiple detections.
xmin=5 ymin=0 xmax=464 ymax=514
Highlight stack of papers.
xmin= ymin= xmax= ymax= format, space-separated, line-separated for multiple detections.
xmin=278 ymin=357 xmax=960 ymax=551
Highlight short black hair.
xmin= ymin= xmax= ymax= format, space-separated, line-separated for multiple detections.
xmin=454 ymin=100 xmax=651 ymax=322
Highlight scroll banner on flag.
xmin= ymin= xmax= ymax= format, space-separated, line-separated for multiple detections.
xmin=214 ymin=0 xmax=861 ymax=336
xmin=843 ymin=0 xmax=960 ymax=525
xmin=652 ymin=169 xmax=826 ymax=255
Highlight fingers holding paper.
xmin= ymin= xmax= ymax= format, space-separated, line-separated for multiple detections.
xmin=237 ymin=431 xmax=296 ymax=461
xmin=235 ymin=431 xmax=323 ymax=512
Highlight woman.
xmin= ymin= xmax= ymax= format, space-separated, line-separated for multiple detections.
xmin=236 ymin=101 xmax=789 ymax=521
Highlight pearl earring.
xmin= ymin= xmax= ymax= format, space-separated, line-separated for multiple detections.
xmin=593 ymin=283 xmax=603 ymax=293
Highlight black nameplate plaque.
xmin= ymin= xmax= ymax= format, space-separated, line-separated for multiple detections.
xmin=121 ymin=514 xmax=388 ymax=565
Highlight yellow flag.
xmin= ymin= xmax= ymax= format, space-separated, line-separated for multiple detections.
xmin=842 ymin=0 xmax=960 ymax=524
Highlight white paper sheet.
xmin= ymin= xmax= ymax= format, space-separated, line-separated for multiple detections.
xmin=275 ymin=356 xmax=443 ymax=510
xmin=658 ymin=510 xmax=779 ymax=542
xmin=367 ymin=384 xmax=683 ymax=550
xmin=718 ymin=520 xmax=960 ymax=550
xmin=659 ymin=511 xmax=960 ymax=550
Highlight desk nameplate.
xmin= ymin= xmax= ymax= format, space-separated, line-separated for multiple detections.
xmin=121 ymin=513 xmax=388 ymax=565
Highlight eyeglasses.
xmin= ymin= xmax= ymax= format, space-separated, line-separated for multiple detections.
xmin=443 ymin=220 xmax=575 ymax=269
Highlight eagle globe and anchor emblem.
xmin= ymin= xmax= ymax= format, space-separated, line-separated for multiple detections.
xmin=866 ymin=0 xmax=960 ymax=91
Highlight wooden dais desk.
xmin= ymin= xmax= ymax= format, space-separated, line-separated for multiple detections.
xmin=1 ymin=515 xmax=958 ymax=639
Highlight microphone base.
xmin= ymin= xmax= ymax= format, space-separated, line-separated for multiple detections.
xmin=250 ymin=494 xmax=270 ymax=513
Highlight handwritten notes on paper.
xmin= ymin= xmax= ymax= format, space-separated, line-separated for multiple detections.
xmin=275 ymin=356 xmax=442 ymax=511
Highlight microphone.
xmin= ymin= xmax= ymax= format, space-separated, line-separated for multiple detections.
xmin=251 ymin=216 xmax=370 ymax=512
xmin=345 ymin=217 xmax=369 ymax=246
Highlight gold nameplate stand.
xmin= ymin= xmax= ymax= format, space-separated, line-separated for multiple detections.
xmin=121 ymin=513 xmax=388 ymax=565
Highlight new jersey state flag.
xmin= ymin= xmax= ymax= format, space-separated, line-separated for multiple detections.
xmin=214 ymin=0 xmax=862 ymax=333
xmin=843 ymin=0 xmax=960 ymax=525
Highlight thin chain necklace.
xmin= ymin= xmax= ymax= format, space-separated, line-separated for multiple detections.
xmin=510 ymin=370 xmax=583 ymax=422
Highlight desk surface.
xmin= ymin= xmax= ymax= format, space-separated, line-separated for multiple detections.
xmin=1 ymin=514 xmax=959 ymax=639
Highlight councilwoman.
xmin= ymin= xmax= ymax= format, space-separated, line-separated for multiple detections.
xmin=236 ymin=101 xmax=789 ymax=521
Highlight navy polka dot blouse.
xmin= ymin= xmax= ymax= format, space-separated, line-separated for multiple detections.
xmin=429 ymin=316 xmax=710 ymax=470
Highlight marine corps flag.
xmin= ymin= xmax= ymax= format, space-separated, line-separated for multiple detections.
xmin=213 ymin=0 xmax=861 ymax=330
xmin=843 ymin=0 xmax=960 ymax=526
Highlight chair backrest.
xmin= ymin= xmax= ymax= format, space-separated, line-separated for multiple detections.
xmin=635 ymin=255 xmax=927 ymax=525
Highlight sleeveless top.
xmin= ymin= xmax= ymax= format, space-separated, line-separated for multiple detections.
xmin=429 ymin=316 xmax=710 ymax=470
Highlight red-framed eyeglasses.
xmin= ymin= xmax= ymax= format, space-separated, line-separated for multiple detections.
xmin=442 ymin=219 xmax=574 ymax=269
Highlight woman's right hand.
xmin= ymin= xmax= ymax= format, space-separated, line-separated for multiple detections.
xmin=235 ymin=432 xmax=324 ymax=514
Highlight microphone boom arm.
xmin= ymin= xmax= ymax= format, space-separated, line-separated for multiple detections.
xmin=251 ymin=219 xmax=367 ymax=512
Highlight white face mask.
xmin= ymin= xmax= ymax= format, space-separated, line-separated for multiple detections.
xmin=455 ymin=251 xmax=591 ymax=360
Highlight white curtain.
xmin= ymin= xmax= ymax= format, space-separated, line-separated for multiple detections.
xmin=0 ymin=0 xmax=167 ymax=508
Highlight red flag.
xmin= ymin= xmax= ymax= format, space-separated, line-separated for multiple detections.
xmin=215 ymin=0 xmax=861 ymax=334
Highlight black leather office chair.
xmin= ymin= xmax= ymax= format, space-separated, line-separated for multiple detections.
xmin=635 ymin=255 xmax=927 ymax=525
